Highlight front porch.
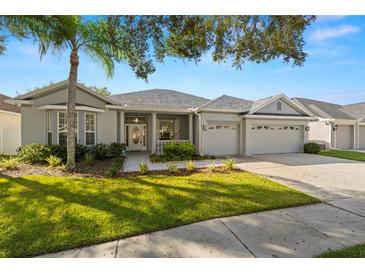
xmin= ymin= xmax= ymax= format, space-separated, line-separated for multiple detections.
xmin=121 ymin=112 xmax=195 ymax=154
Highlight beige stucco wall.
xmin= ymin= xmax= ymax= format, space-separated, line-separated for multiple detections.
xmin=308 ymin=120 xmax=332 ymax=149
xmin=256 ymin=99 xmax=302 ymax=115
xmin=20 ymin=87 xmax=119 ymax=146
xmin=97 ymin=110 xmax=118 ymax=144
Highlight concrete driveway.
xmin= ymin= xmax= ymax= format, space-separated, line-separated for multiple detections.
xmin=237 ymin=153 xmax=365 ymax=201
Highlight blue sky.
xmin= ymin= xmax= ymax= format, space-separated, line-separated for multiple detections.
xmin=0 ymin=15 xmax=364 ymax=104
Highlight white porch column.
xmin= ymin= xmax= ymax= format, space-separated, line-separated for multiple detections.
xmin=151 ymin=112 xmax=157 ymax=153
xmin=120 ymin=111 xmax=125 ymax=144
xmin=188 ymin=114 xmax=193 ymax=143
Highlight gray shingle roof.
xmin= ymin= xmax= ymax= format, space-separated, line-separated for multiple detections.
xmin=294 ymin=97 xmax=355 ymax=119
xmin=198 ymin=95 xmax=253 ymax=112
xmin=341 ymin=102 xmax=365 ymax=119
xmin=0 ymin=93 xmax=20 ymax=113
xmin=110 ymin=89 xmax=210 ymax=109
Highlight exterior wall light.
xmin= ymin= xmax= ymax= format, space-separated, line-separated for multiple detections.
xmin=305 ymin=126 xmax=310 ymax=131
xmin=332 ymin=125 xmax=338 ymax=131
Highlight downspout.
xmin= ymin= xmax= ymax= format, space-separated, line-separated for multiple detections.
xmin=190 ymin=107 xmax=202 ymax=155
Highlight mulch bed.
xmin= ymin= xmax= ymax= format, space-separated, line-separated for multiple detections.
xmin=1 ymin=160 xmax=237 ymax=179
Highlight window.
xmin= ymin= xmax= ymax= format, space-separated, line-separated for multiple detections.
xmin=159 ymin=120 xmax=176 ymax=140
xmin=47 ymin=112 xmax=53 ymax=145
xmin=85 ymin=112 xmax=96 ymax=145
xmin=58 ymin=111 xmax=78 ymax=145
xmin=277 ymin=101 xmax=282 ymax=111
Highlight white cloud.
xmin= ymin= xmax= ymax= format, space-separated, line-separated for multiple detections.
xmin=309 ymin=25 xmax=361 ymax=41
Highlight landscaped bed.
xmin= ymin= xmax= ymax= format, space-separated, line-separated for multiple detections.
xmin=319 ymin=150 xmax=365 ymax=162
xmin=0 ymin=171 xmax=319 ymax=257
xmin=316 ymin=243 xmax=365 ymax=258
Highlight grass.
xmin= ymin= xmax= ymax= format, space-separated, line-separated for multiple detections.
xmin=0 ymin=171 xmax=319 ymax=257
xmin=316 ymin=243 xmax=365 ymax=258
xmin=319 ymin=150 xmax=365 ymax=162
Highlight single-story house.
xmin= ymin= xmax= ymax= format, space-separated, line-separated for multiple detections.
xmin=293 ymin=98 xmax=365 ymax=150
xmin=6 ymin=80 xmax=317 ymax=156
xmin=0 ymin=93 xmax=21 ymax=155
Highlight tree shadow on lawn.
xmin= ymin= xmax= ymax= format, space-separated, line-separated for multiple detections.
xmin=0 ymin=174 xmax=317 ymax=257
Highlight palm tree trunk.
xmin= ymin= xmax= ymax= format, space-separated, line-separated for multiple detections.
xmin=66 ymin=48 xmax=79 ymax=168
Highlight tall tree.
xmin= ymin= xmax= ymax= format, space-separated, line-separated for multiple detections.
xmin=0 ymin=15 xmax=315 ymax=167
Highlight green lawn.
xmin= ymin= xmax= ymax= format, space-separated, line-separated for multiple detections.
xmin=319 ymin=150 xmax=365 ymax=162
xmin=0 ymin=171 xmax=319 ymax=257
xmin=316 ymin=243 xmax=365 ymax=258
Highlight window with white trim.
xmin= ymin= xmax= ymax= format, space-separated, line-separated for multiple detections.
xmin=85 ymin=112 xmax=96 ymax=145
xmin=47 ymin=112 xmax=53 ymax=145
xmin=58 ymin=111 xmax=78 ymax=145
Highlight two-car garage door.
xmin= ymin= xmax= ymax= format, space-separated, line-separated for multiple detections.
xmin=249 ymin=124 xmax=304 ymax=154
xmin=205 ymin=122 xmax=304 ymax=155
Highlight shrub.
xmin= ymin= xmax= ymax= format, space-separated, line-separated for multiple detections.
xmin=193 ymin=154 xmax=216 ymax=161
xmin=167 ymin=163 xmax=179 ymax=174
xmin=138 ymin=161 xmax=149 ymax=175
xmin=0 ymin=157 xmax=19 ymax=170
xmin=185 ymin=161 xmax=195 ymax=172
xmin=107 ymin=157 xmax=125 ymax=176
xmin=48 ymin=145 xmax=67 ymax=162
xmin=89 ymin=143 xmax=109 ymax=160
xmin=83 ymin=153 xmax=95 ymax=166
xmin=150 ymin=153 xmax=170 ymax=163
xmin=304 ymin=143 xmax=321 ymax=154
xmin=46 ymin=155 xmax=62 ymax=167
xmin=109 ymin=143 xmax=126 ymax=157
xmin=222 ymin=158 xmax=236 ymax=171
xmin=75 ymin=144 xmax=89 ymax=161
xmin=163 ymin=142 xmax=196 ymax=161
xmin=18 ymin=144 xmax=51 ymax=164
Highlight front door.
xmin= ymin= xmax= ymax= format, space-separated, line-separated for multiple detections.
xmin=126 ymin=124 xmax=147 ymax=151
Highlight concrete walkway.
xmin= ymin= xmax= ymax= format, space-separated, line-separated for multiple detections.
xmin=123 ymin=151 xmax=223 ymax=172
xmin=40 ymin=197 xmax=365 ymax=258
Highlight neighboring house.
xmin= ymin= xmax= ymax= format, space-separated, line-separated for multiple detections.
xmin=293 ymin=98 xmax=365 ymax=150
xmin=6 ymin=80 xmax=316 ymax=156
xmin=0 ymin=93 xmax=21 ymax=155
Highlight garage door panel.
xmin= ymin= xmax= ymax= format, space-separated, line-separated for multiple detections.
xmin=359 ymin=126 xmax=365 ymax=149
xmin=336 ymin=125 xmax=353 ymax=149
xmin=206 ymin=123 xmax=239 ymax=155
xmin=250 ymin=125 xmax=303 ymax=154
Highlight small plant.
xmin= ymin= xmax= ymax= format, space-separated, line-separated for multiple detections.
xmin=46 ymin=155 xmax=62 ymax=167
xmin=0 ymin=157 xmax=19 ymax=170
xmin=222 ymin=158 xmax=236 ymax=171
xmin=138 ymin=161 xmax=149 ymax=175
xmin=167 ymin=163 xmax=179 ymax=174
xmin=57 ymin=164 xmax=68 ymax=173
xmin=185 ymin=161 xmax=195 ymax=172
xmin=304 ymin=143 xmax=321 ymax=154
xmin=107 ymin=157 xmax=125 ymax=176
xmin=207 ymin=161 xmax=216 ymax=172
xmin=83 ymin=152 xmax=95 ymax=166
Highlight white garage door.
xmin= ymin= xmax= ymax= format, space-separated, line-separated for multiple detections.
xmin=359 ymin=125 xmax=365 ymax=149
xmin=206 ymin=123 xmax=239 ymax=155
xmin=336 ymin=125 xmax=353 ymax=149
xmin=250 ymin=125 xmax=303 ymax=154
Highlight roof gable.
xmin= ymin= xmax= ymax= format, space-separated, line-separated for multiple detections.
xmin=16 ymin=80 xmax=118 ymax=105
xmin=0 ymin=93 xmax=21 ymax=113
xmin=250 ymin=94 xmax=311 ymax=116
xmin=110 ymin=89 xmax=209 ymax=109
xmin=198 ymin=95 xmax=253 ymax=112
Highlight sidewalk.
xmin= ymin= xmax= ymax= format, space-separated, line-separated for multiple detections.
xmin=40 ymin=197 xmax=365 ymax=258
